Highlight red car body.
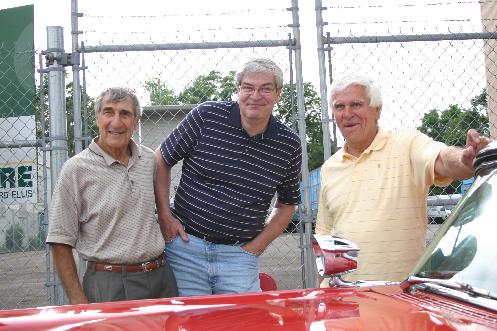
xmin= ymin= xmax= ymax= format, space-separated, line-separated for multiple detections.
xmin=0 ymin=284 xmax=496 ymax=330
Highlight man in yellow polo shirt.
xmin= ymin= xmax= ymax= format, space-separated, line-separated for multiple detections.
xmin=315 ymin=75 xmax=491 ymax=282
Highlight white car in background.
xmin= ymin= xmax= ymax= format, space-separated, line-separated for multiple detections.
xmin=427 ymin=194 xmax=460 ymax=223
xmin=428 ymin=205 xmax=451 ymax=223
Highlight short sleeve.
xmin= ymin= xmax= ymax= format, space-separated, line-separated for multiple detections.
xmin=159 ymin=105 xmax=205 ymax=167
xmin=409 ymin=132 xmax=452 ymax=188
xmin=276 ymin=143 xmax=302 ymax=205
xmin=46 ymin=164 xmax=80 ymax=246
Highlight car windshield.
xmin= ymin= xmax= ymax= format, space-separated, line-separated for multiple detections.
xmin=413 ymin=168 xmax=497 ymax=294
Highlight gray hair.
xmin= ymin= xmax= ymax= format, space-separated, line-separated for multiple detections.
xmin=329 ymin=75 xmax=382 ymax=110
xmin=236 ymin=58 xmax=284 ymax=89
xmin=95 ymin=87 xmax=142 ymax=118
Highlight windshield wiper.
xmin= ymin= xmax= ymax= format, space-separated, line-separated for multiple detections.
xmin=404 ymin=276 xmax=497 ymax=301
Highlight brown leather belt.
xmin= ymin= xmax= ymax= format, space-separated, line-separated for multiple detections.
xmin=87 ymin=255 xmax=164 ymax=273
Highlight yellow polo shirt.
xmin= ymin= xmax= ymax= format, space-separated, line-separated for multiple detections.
xmin=315 ymin=130 xmax=452 ymax=281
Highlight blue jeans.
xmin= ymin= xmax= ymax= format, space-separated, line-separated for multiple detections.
xmin=165 ymin=234 xmax=260 ymax=296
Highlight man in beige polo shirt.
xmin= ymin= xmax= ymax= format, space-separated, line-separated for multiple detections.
xmin=46 ymin=87 xmax=177 ymax=304
xmin=315 ymin=75 xmax=491 ymax=282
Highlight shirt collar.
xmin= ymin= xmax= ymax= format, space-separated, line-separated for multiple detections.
xmin=89 ymin=137 xmax=141 ymax=166
xmin=228 ymin=102 xmax=278 ymax=140
xmin=341 ymin=128 xmax=389 ymax=160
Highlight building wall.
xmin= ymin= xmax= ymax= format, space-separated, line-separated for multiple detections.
xmin=140 ymin=105 xmax=193 ymax=197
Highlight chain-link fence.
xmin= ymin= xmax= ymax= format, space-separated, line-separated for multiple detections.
xmin=0 ymin=39 xmax=51 ymax=309
xmin=1 ymin=0 xmax=496 ymax=310
xmin=316 ymin=0 xmax=497 ymax=242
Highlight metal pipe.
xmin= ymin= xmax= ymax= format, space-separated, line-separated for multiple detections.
xmin=291 ymin=0 xmax=316 ymax=288
xmin=325 ymin=32 xmax=337 ymax=146
xmin=325 ymin=31 xmax=497 ymax=44
xmin=80 ymin=41 xmax=90 ymax=148
xmin=38 ymin=52 xmax=53 ymax=306
xmin=71 ymin=0 xmax=82 ymax=154
xmin=80 ymin=39 xmax=295 ymax=53
xmin=315 ymin=0 xmax=332 ymax=162
xmin=47 ymin=26 xmax=68 ymax=305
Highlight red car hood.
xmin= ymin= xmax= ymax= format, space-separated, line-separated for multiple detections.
xmin=1 ymin=285 xmax=496 ymax=331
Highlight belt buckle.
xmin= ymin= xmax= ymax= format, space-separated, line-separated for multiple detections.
xmin=141 ymin=261 xmax=151 ymax=272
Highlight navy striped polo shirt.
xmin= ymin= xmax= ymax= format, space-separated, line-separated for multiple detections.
xmin=159 ymin=101 xmax=302 ymax=243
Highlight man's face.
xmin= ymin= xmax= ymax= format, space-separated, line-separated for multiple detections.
xmin=96 ymin=96 xmax=138 ymax=156
xmin=238 ymin=72 xmax=281 ymax=125
xmin=331 ymin=84 xmax=380 ymax=152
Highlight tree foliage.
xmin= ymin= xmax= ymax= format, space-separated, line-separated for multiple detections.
xmin=145 ymin=78 xmax=178 ymax=105
xmin=417 ymin=90 xmax=489 ymax=193
xmin=145 ymin=70 xmax=236 ymax=106
xmin=418 ymin=100 xmax=489 ymax=146
xmin=276 ymin=82 xmax=335 ymax=170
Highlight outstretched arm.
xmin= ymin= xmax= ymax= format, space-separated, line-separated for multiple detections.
xmin=435 ymin=129 xmax=491 ymax=180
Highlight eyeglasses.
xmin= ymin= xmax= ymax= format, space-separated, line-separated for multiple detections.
xmin=239 ymin=84 xmax=277 ymax=96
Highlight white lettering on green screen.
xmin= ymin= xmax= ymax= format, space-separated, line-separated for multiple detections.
xmin=0 ymin=165 xmax=33 ymax=188
xmin=0 ymin=165 xmax=35 ymax=203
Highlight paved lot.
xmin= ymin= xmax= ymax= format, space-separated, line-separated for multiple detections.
xmin=0 ymin=233 xmax=306 ymax=310
xmin=260 ymin=233 xmax=305 ymax=290
xmin=0 ymin=227 xmax=442 ymax=310
xmin=0 ymin=250 xmax=48 ymax=309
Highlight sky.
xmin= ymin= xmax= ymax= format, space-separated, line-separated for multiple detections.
xmin=0 ymin=0 xmax=323 ymax=98
xmin=0 ymin=0 xmax=483 ymax=83
xmin=0 ymin=0 xmax=488 ymax=135
xmin=0 ymin=0 xmax=333 ymax=90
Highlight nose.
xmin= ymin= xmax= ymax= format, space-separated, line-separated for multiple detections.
xmin=342 ymin=105 xmax=354 ymax=118
xmin=250 ymin=88 xmax=263 ymax=98
xmin=110 ymin=113 xmax=124 ymax=126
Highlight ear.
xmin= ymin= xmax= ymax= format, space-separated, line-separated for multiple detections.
xmin=375 ymin=107 xmax=381 ymax=121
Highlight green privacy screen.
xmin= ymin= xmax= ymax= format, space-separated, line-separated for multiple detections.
xmin=0 ymin=5 xmax=35 ymax=118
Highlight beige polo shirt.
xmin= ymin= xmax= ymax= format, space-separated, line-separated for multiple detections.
xmin=315 ymin=130 xmax=452 ymax=281
xmin=46 ymin=138 xmax=164 ymax=264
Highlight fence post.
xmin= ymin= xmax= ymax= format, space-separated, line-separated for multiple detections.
xmin=71 ymin=0 xmax=83 ymax=154
xmin=47 ymin=25 xmax=68 ymax=305
xmin=315 ymin=0 xmax=332 ymax=161
xmin=290 ymin=0 xmax=316 ymax=288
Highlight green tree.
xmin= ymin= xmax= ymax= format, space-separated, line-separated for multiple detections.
xmin=144 ymin=78 xmax=178 ymax=105
xmin=276 ymin=82 xmax=336 ymax=170
xmin=145 ymin=71 xmax=236 ymax=106
xmin=178 ymin=70 xmax=236 ymax=104
xmin=418 ymin=90 xmax=489 ymax=194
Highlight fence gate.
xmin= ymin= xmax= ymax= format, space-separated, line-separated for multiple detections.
xmin=0 ymin=0 xmax=316 ymax=309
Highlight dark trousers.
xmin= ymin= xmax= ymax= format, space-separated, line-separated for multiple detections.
xmin=83 ymin=261 xmax=178 ymax=303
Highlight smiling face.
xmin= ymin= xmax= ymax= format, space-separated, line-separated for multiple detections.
xmin=96 ymin=96 xmax=138 ymax=160
xmin=237 ymin=72 xmax=281 ymax=135
xmin=331 ymin=84 xmax=380 ymax=156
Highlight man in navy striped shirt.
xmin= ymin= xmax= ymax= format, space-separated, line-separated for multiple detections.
xmin=154 ymin=58 xmax=302 ymax=296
